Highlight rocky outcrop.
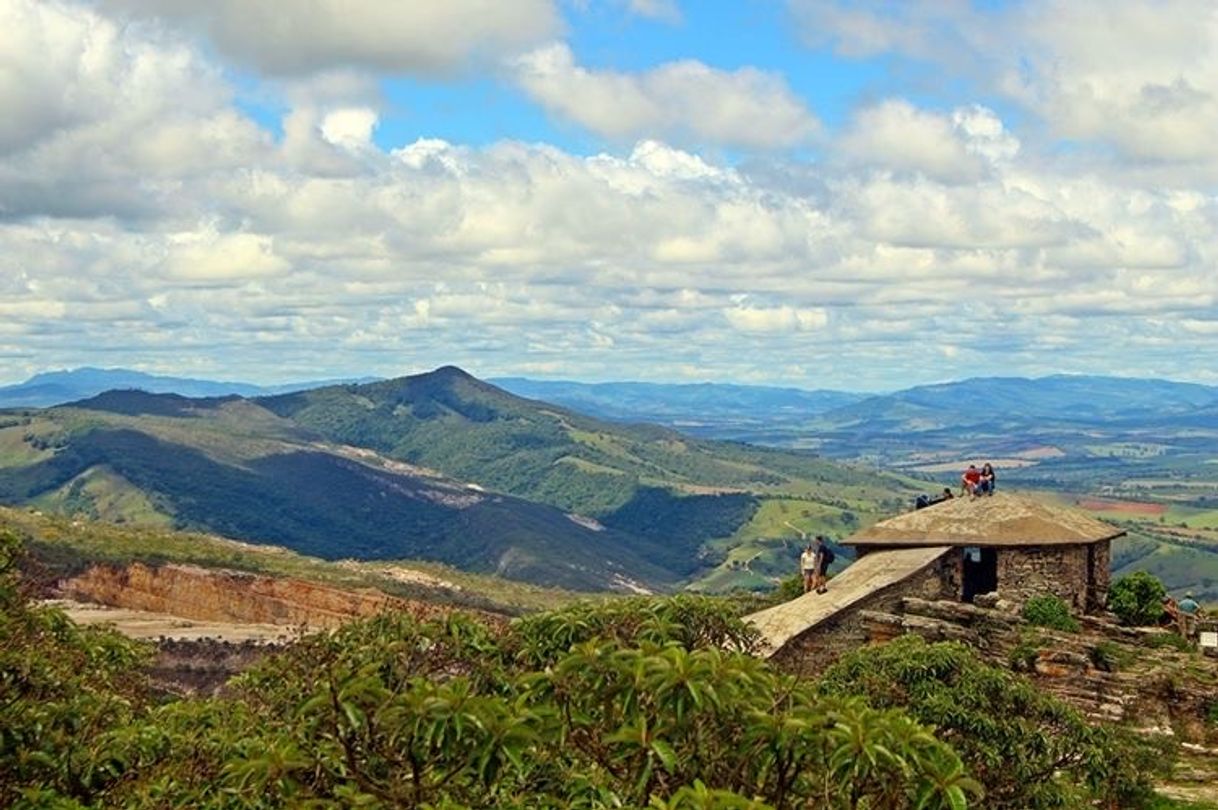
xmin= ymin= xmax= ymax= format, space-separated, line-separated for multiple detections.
xmin=855 ymin=596 xmax=1218 ymax=744
xmin=59 ymin=562 xmax=504 ymax=630
xmin=149 ymin=638 xmax=279 ymax=697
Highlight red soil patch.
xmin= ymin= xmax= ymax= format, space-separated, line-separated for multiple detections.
xmin=1075 ymin=498 xmax=1166 ymax=515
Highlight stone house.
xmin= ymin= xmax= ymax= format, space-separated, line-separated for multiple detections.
xmin=745 ymin=492 xmax=1123 ymax=669
xmin=847 ymin=491 xmax=1122 ymax=613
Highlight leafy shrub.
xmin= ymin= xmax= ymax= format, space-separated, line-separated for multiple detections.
xmin=819 ymin=635 xmax=1168 ymax=809
xmin=504 ymin=594 xmax=761 ymax=667
xmin=1204 ymin=700 xmax=1218 ymax=727
xmin=0 ymin=534 xmax=984 ymax=809
xmin=1109 ymin=572 xmax=1168 ymax=626
xmin=1146 ymin=631 xmax=1193 ymax=652
xmin=0 ymin=530 xmax=154 ymax=806
xmin=1021 ymin=594 xmax=1080 ymax=632
xmin=1008 ymin=634 xmax=1042 ymax=673
xmin=1088 ymin=640 xmax=1134 ymax=672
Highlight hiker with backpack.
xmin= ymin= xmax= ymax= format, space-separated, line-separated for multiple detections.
xmin=812 ymin=535 xmax=835 ymax=594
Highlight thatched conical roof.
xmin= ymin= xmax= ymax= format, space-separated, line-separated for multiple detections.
xmin=845 ymin=492 xmax=1123 ymax=548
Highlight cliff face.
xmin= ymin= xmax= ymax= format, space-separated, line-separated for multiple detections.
xmin=60 ymin=562 xmax=499 ymax=630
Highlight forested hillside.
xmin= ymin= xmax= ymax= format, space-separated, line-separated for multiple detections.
xmin=0 ymin=528 xmax=1175 ymax=809
xmin=0 ymin=368 xmax=916 ymax=592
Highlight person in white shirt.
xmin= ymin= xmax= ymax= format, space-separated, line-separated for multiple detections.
xmin=800 ymin=542 xmax=818 ymax=593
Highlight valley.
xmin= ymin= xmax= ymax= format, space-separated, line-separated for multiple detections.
xmin=3 ymin=367 xmax=1217 ymax=600
xmin=510 ymin=373 xmax=1218 ymax=601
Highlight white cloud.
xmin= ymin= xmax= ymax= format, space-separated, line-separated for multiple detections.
xmin=836 ymin=100 xmax=988 ymax=183
xmin=162 ymin=230 xmax=289 ymax=283
xmin=512 ymin=43 xmax=819 ymax=148
xmin=3 ymin=0 xmax=1218 ymax=389
xmin=97 ymin=0 xmax=561 ymax=75
xmin=0 ymin=0 xmax=266 ymax=219
xmin=320 ymin=108 xmax=379 ymax=151
xmin=724 ymin=305 xmax=828 ymax=333
xmin=626 ymin=0 xmax=681 ymax=23
xmin=791 ymin=0 xmax=1218 ymax=171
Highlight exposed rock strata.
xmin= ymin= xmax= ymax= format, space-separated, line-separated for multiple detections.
xmin=59 ymin=562 xmax=505 ymax=630
xmin=856 ymin=596 xmax=1218 ymax=744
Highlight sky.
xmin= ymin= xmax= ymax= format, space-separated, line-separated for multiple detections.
xmin=2 ymin=0 xmax=1218 ymax=392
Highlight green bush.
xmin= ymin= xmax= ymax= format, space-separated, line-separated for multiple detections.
xmin=819 ymin=635 xmax=1169 ymax=809
xmin=1 ymin=531 xmax=983 ymax=809
xmin=1204 ymin=700 xmax=1218 ymax=727
xmin=1088 ymin=640 xmax=1135 ymax=672
xmin=1109 ymin=572 xmax=1168 ymax=626
xmin=1008 ymin=634 xmax=1042 ymax=673
xmin=1146 ymin=631 xmax=1193 ymax=652
xmin=1021 ymin=594 xmax=1081 ymax=632
xmin=0 ymin=530 xmax=154 ymax=806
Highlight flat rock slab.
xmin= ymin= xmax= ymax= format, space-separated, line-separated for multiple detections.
xmin=744 ymin=546 xmax=951 ymax=657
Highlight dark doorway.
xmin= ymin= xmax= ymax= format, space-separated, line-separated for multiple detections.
xmin=962 ymin=547 xmax=998 ymax=602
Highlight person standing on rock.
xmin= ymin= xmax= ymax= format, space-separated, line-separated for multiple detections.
xmin=813 ymin=536 xmax=834 ymax=595
xmin=800 ymin=541 xmax=818 ymax=594
xmin=1178 ymin=592 xmax=1202 ymax=639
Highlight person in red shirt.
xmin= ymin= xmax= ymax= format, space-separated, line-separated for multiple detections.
xmin=961 ymin=464 xmax=982 ymax=496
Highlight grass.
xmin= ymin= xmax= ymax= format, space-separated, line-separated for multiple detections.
xmin=0 ymin=419 xmax=55 ymax=468
xmin=689 ymin=496 xmax=879 ymax=591
xmin=31 ymin=465 xmax=174 ymax=528
xmin=1179 ymin=509 xmax=1218 ymax=530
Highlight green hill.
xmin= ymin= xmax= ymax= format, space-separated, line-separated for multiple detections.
xmin=0 ymin=368 xmax=918 ymax=592
xmin=258 ymin=367 xmax=918 ymax=585
xmin=0 ymin=393 xmax=674 ymax=592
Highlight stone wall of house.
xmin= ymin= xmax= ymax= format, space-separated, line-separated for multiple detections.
xmin=769 ymin=553 xmax=956 ymax=674
xmin=997 ymin=544 xmax=1089 ymax=609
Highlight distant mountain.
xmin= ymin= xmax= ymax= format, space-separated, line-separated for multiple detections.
xmin=0 ymin=367 xmax=380 ymax=408
xmin=492 ymin=377 xmax=863 ymax=430
xmin=0 ymin=367 xmax=913 ymax=592
xmin=259 ymin=366 xmax=898 ymax=551
xmin=816 ymin=375 xmax=1218 ymax=432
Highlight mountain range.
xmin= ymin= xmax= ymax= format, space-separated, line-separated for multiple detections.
xmin=4 ymin=365 xmax=1217 ymax=596
xmin=0 ymin=367 xmax=910 ymax=592
xmin=491 ymin=377 xmax=863 ymax=436
xmin=8 ymin=368 xmax=1216 ymax=439
xmin=0 ymin=367 xmax=380 ymax=408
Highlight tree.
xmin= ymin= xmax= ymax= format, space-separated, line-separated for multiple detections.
xmin=0 ymin=530 xmax=153 ymax=806
xmin=1109 ymin=572 xmax=1168 ymax=626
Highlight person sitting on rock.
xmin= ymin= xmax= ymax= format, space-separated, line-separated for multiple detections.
xmin=1161 ymin=595 xmax=1181 ymax=631
xmin=978 ymin=462 xmax=996 ymax=495
xmin=961 ymin=464 xmax=982 ymax=496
